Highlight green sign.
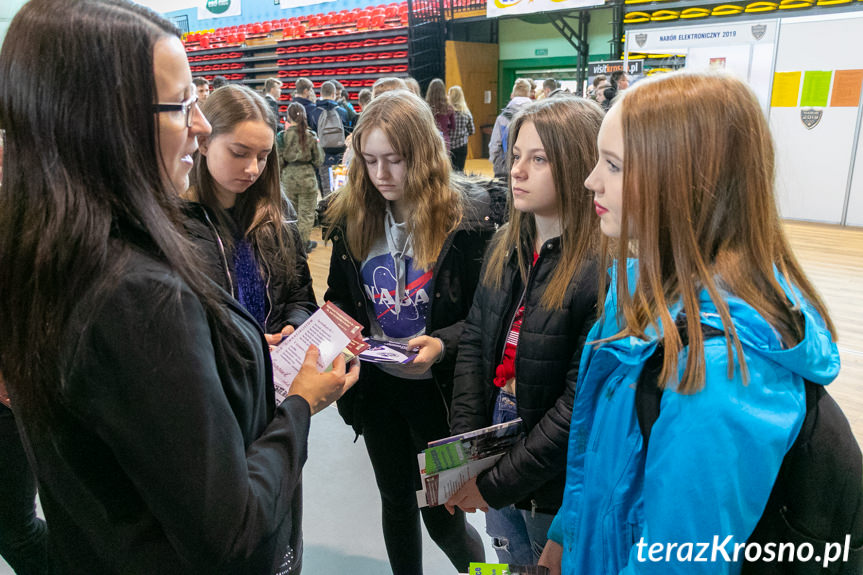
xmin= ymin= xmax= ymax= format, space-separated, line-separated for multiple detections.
xmin=206 ymin=0 xmax=231 ymax=15
xmin=535 ymin=48 xmax=548 ymax=56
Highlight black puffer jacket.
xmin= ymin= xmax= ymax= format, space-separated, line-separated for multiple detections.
xmin=182 ymin=202 xmax=317 ymax=333
xmin=449 ymin=232 xmax=599 ymax=513
xmin=325 ymin=184 xmax=497 ymax=435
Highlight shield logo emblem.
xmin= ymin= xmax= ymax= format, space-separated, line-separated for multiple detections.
xmin=800 ymin=109 xmax=823 ymax=130
xmin=635 ymin=33 xmax=648 ymax=48
xmin=751 ymin=24 xmax=767 ymax=41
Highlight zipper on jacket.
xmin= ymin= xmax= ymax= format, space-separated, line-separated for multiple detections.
xmin=202 ymin=209 xmax=235 ymax=298
xmin=509 ymin=246 xmax=550 ymax=388
xmin=260 ymin=247 xmax=274 ymax=331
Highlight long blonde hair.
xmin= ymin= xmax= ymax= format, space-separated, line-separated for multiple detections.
xmin=326 ymin=90 xmax=461 ymax=270
xmin=483 ymin=97 xmax=603 ymax=309
xmin=448 ymin=85 xmax=470 ymax=115
xmin=604 ymin=71 xmax=835 ymax=392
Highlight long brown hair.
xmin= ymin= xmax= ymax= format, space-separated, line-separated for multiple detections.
xmin=287 ymin=102 xmax=308 ymax=148
xmin=188 ymin=84 xmax=295 ymax=277
xmin=483 ymin=97 xmax=603 ymax=309
xmin=326 ymin=90 xmax=461 ymax=270
xmin=604 ymin=71 xmax=836 ymax=392
xmin=426 ymin=78 xmax=452 ymax=117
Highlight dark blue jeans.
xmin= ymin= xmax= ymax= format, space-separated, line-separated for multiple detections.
xmin=360 ymin=365 xmax=485 ymax=574
xmin=0 ymin=405 xmax=48 ymax=574
xmin=485 ymin=390 xmax=554 ymax=565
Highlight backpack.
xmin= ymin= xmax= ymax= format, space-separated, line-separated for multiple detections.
xmin=499 ymin=107 xmax=515 ymax=156
xmin=317 ymin=107 xmax=345 ymax=149
xmin=636 ymin=317 xmax=863 ymax=574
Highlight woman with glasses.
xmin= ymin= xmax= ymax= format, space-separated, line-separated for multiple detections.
xmin=0 ymin=1 xmax=357 ymax=573
xmin=183 ymin=84 xmax=316 ymax=345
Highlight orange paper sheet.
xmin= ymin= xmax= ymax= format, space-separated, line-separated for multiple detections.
xmin=830 ymin=69 xmax=863 ymax=107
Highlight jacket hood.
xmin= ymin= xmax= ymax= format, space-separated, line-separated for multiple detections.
xmin=316 ymin=99 xmax=339 ymax=110
xmin=602 ymin=260 xmax=840 ymax=386
xmin=696 ymin=273 xmax=840 ymax=386
xmin=504 ymin=96 xmax=533 ymax=112
xmin=451 ymin=175 xmax=496 ymax=231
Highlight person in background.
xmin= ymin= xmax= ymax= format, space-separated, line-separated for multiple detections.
xmin=185 ymin=84 xmax=316 ymax=341
xmin=447 ymin=85 xmax=475 ymax=172
xmin=212 ymin=74 xmax=228 ymax=90
xmin=489 ymin=78 xmax=533 ymax=180
xmin=278 ymin=102 xmax=324 ymax=253
xmin=446 ymin=97 xmax=603 ymax=566
xmin=587 ymin=74 xmax=607 ymax=100
xmin=404 ymin=77 xmax=422 ymax=98
xmin=538 ymin=71 xmax=840 ymax=574
xmin=0 ymin=401 xmax=48 ymax=575
xmin=595 ymin=79 xmax=613 ymax=111
xmin=193 ymin=76 xmax=210 ymax=102
xmin=310 ymin=80 xmax=349 ymax=197
xmin=610 ymin=70 xmax=630 ymax=91
xmin=292 ymin=77 xmax=317 ymax=120
xmin=0 ymin=1 xmax=357 ymax=573
xmin=325 ymin=90 xmax=493 ymax=575
xmin=263 ymin=77 xmax=283 ymax=129
xmin=540 ymin=78 xmax=558 ymax=99
xmin=426 ymin=78 xmax=455 ymax=152
xmin=357 ymin=88 xmax=372 ymax=111
xmin=333 ymin=80 xmax=359 ymax=130
xmin=372 ymin=76 xmax=408 ymax=99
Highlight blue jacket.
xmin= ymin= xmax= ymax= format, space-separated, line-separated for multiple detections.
xmin=548 ymin=260 xmax=840 ymax=574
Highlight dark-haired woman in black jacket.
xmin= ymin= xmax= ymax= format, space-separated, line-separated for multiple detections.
xmin=446 ymin=97 xmax=603 ymax=566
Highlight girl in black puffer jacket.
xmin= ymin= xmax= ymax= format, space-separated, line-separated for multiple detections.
xmin=447 ymin=97 xmax=604 ymax=566
xmin=185 ymin=85 xmax=317 ymax=343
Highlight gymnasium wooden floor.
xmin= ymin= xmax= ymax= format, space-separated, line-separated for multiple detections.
xmin=305 ymin=159 xmax=863 ymax=441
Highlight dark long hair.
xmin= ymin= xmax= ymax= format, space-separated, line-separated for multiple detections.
xmin=288 ymin=102 xmax=309 ymax=148
xmin=188 ymin=84 xmax=296 ymax=278
xmin=0 ymin=0 xmax=233 ymax=431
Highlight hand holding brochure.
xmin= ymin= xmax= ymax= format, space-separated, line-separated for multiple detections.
xmin=270 ymin=302 xmax=368 ymax=405
xmin=416 ymin=418 xmax=524 ymax=508
xmin=358 ymin=339 xmax=419 ymax=364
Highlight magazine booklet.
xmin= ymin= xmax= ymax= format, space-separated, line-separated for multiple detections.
xmin=468 ymin=563 xmax=550 ymax=575
xmin=416 ymin=418 xmax=524 ymax=508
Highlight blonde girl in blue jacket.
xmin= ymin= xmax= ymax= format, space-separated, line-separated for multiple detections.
xmin=538 ymin=71 xmax=840 ymax=574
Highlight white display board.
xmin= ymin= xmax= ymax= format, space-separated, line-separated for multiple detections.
xmin=769 ymin=13 xmax=863 ymax=225
xmin=844 ymin=111 xmax=863 ymax=226
xmin=624 ymin=20 xmax=778 ymax=111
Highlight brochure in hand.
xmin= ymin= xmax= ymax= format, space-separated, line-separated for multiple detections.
xmin=269 ymin=302 xmax=368 ymax=405
xmin=358 ymin=339 xmax=419 ymax=364
xmin=416 ymin=418 xmax=524 ymax=508
xmin=468 ymin=563 xmax=549 ymax=575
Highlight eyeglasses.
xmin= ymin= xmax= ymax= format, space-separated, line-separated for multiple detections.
xmin=152 ymin=95 xmax=199 ymax=128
